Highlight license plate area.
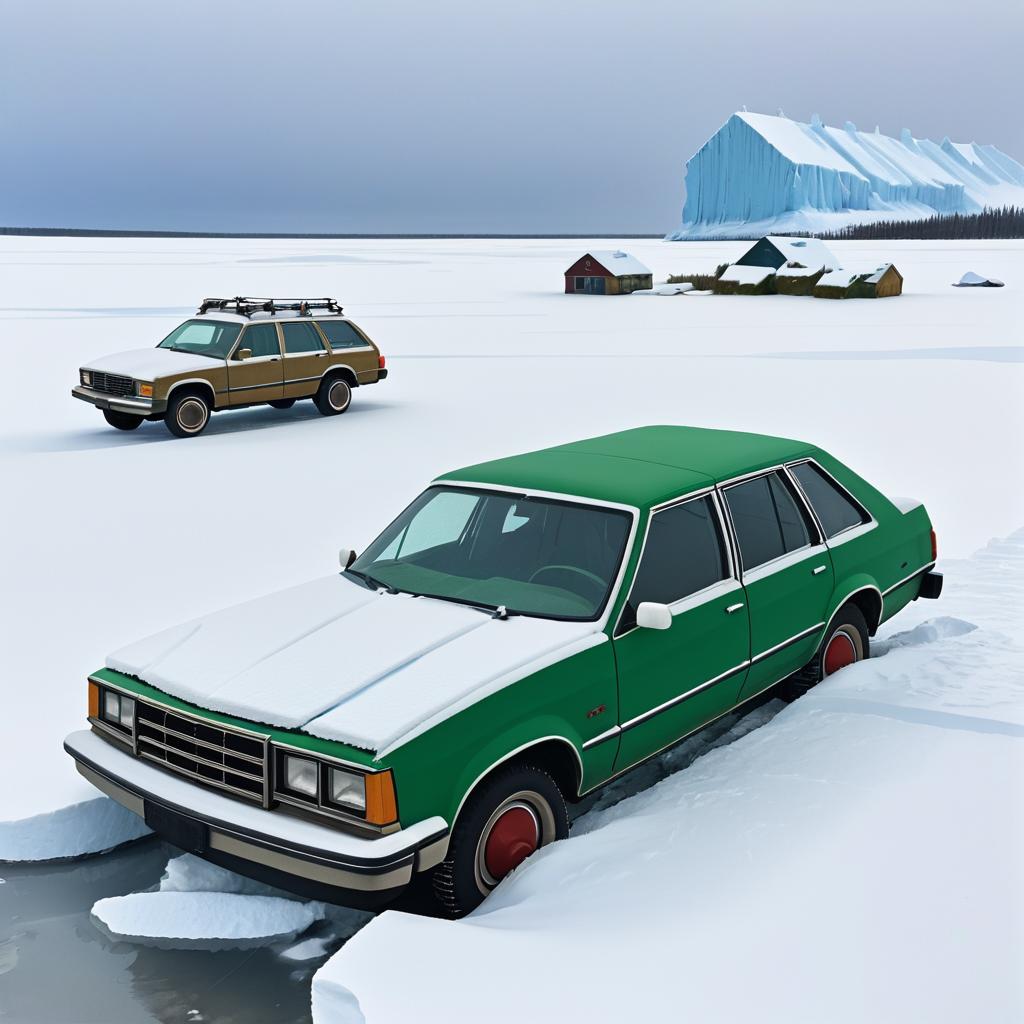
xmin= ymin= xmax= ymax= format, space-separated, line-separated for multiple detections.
xmin=144 ymin=801 xmax=208 ymax=855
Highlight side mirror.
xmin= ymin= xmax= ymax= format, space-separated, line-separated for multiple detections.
xmin=235 ymin=348 xmax=252 ymax=361
xmin=339 ymin=548 xmax=357 ymax=570
xmin=636 ymin=602 xmax=672 ymax=630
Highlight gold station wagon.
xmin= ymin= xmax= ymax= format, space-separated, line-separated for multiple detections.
xmin=72 ymin=297 xmax=388 ymax=437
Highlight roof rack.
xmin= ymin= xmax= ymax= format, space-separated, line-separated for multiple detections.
xmin=198 ymin=297 xmax=343 ymax=318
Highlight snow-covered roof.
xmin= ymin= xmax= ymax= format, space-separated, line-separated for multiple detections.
xmin=817 ymin=263 xmax=896 ymax=288
xmin=719 ymin=264 xmax=775 ymax=285
xmin=578 ymin=250 xmax=651 ymax=276
xmin=763 ymin=236 xmax=839 ymax=271
xmin=864 ymin=263 xmax=897 ymax=284
xmin=775 ymin=262 xmax=823 ymax=278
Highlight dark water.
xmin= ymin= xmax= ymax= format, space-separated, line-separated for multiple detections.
xmin=0 ymin=693 xmax=785 ymax=1024
xmin=0 ymin=841 xmax=331 ymax=1024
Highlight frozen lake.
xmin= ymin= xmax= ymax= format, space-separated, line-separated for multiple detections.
xmin=1 ymin=237 xmax=1021 ymax=1020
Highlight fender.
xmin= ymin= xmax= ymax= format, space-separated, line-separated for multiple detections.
xmin=166 ymin=378 xmax=218 ymax=408
xmin=448 ymin=722 xmax=584 ymax=830
xmin=825 ymin=573 xmax=883 ymax=636
xmin=318 ymin=362 xmax=360 ymax=386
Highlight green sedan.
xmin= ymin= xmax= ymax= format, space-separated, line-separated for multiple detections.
xmin=65 ymin=426 xmax=941 ymax=916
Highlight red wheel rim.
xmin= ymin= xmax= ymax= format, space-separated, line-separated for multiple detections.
xmin=483 ymin=806 xmax=539 ymax=881
xmin=824 ymin=631 xmax=857 ymax=675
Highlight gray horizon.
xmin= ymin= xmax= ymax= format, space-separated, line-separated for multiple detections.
xmin=3 ymin=0 xmax=1021 ymax=234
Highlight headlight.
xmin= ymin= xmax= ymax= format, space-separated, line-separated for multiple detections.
xmin=328 ymin=767 xmax=366 ymax=813
xmin=81 ymin=370 xmax=92 ymax=386
xmin=98 ymin=688 xmax=135 ymax=732
xmin=283 ymin=754 xmax=319 ymax=798
xmin=137 ymin=382 xmax=154 ymax=398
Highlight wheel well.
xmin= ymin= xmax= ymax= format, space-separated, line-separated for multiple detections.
xmin=167 ymin=381 xmax=216 ymax=407
xmin=323 ymin=366 xmax=358 ymax=388
xmin=844 ymin=588 xmax=882 ymax=636
xmin=506 ymin=739 xmax=582 ymax=802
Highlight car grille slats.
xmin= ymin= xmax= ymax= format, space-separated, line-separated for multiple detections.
xmin=135 ymin=701 xmax=268 ymax=803
xmin=90 ymin=371 xmax=134 ymax=397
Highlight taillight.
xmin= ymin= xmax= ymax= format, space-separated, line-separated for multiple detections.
xmin=930 ymin=528 xmax=937 ymax=561
xmin=378 ymin=355 xmax=386 ymax=369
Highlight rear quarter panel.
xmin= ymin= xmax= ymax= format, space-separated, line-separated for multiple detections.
xmin=813 ymin=449 xmax=934 ymax=628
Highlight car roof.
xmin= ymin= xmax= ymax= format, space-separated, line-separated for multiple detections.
xmin=437 ymin=426 xmax=817 ymax=509
xmin=195 ymin=312 xmax=350 ymax=325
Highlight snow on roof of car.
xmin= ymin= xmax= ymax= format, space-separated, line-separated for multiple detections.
xmin=719 ymin=264 xmax=775 ymax=285
xmin=580 ymin=250 xmax=651 ymax=276
xmin=439 ymin=426 xmax=816 ymax=509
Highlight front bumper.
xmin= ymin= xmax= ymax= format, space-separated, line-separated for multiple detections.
xmin=72 ymin=385 xmax=167 ymax=415
xmin=64 ymin=729 xmax=449 ymax=907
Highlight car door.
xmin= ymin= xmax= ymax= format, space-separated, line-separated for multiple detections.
xmin=280 ymin=321 xmax=329 ymax=399
xmin=226 ymin=323 xmax=284 ymax=405
xmin=722 ymin=469 xmax=834 ymax=701
xmin=611 ymin=492 xmax=750 ymax=773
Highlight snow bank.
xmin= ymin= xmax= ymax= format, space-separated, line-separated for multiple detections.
xmin=0 ymin=794 xmax=150 ymax=863
xmin=670 ymin=111 xmax=1024 ymax=239
xmin=314 ymin=532 xmax=1024 ymax=1023
xmin=92 ymin=891 xmax=326 ymax=950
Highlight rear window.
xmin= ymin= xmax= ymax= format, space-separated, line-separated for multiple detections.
xmin=790 ymin=462 xmax=868 ymax=538
xmin=316 ymin=320 xmax=370 ymax=350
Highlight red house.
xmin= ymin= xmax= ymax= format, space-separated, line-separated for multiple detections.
xmin=564 ymin=250 xmax=653 ymax=294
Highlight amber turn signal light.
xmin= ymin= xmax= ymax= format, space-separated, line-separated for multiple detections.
xmin=88 ymin=680 xmax=100 ymax=719
xmin=364 ymin=769 xmax=398 ymax=826
xmin=138 ymin=383 xmax=154 ymax=398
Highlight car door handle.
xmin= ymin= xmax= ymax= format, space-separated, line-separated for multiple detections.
xmin=812 ymin=565 xmax=828 ymax=575
xmin=725 ymin=602 xmax=745 ymax=614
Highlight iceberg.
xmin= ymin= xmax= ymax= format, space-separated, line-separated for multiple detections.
xmin=669 ymin=112 xmax=1024 ymax=239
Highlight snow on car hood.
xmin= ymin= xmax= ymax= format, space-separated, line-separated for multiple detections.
xmin=106 ymin=574 xmax=604 ymax=756
xmin=84 ymin=348 xmax=222 ymax=380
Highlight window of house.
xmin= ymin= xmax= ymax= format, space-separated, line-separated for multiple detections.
xmin=574 ymin=277 xmax=585 ymax=290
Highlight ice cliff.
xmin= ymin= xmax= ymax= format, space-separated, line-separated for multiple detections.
xmin=668 ymin=111 xmax=1024 ymax=239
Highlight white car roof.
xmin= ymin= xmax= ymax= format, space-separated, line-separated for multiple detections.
xmin=195 ymin=311 xmax=350 ymax=324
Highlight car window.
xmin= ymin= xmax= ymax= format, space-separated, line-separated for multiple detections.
xmin=622 ymin=495 xmax=728 ymax=626
xmin=157 ymin=319 xmax=241 ymax=358
xmin=316 ymin=320 xmax=367 ymax=350
xmin=282 ymin=322 xmax=326 ymax=354
xmin=790 ymin=462 xmax=868 ymax=538
xmin=350 ymin=487 xmax=632 ymax=621
xmin=240 ymin=323 xmax=280 ymax=359
xmin=725 ymin=472 xmax=811 ymax=571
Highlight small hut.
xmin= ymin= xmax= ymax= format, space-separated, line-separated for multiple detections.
xmin=814 ymin=264 xmax=903 ymax=299
xmin=736 ymin=236 xmax=839 ymax=273
xmin=714 ymin=264 xmax=776 ymax=295
xmin=774 ymin=261 xmax=826 ymax=296
xmin=564 ymin=251 xmax=653 ymax=295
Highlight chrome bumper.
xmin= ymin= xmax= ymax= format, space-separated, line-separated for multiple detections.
xmin=72 ymin=385 xmax=166 ymax=415
xmin=64 ymin=729 xmax=449 ymax=898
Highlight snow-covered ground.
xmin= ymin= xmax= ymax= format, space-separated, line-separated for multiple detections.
xmin=315 ymin=532 xmax=1024 ymax=1023
xmin=0 ymin=236 xmax=1020 ymax=869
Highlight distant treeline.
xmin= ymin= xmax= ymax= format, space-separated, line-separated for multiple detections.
xmin=816 ymin=206 xmax=1024 ymax=241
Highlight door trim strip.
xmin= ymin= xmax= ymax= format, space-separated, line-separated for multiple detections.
xmin=750 ymin=621 xmax=825 ymax=664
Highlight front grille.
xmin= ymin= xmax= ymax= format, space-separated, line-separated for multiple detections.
xmin=135 ymin=701 xmax=268 ymax=803
xmin=90 ymin=371 xmax=134 ymax=397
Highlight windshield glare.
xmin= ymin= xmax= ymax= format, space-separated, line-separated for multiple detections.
xmin=158 ymin=319 xmax=242 ymax=358
xmin=349 ymin=487 xmax=632 ymax=621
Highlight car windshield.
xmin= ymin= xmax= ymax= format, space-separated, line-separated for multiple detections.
xmin=157 ymin=319 xmax=242 ymax=358
xmin=348 ymin=486 xmax=633 ymax=621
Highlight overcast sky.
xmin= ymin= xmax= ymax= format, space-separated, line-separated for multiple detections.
xmin=3 ymin=0 xmax=1021 ymax=233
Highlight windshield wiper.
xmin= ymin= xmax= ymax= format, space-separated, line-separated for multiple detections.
xmin=345 ymin=568 xmax=399 ymax=595
xmin=409 ymin=591 xmax=518 ymax=619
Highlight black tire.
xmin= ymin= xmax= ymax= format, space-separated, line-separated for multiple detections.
xmin=781 ymin=602 xmax=870 ymax=699
xmin=269 ymin=398 xmax=296 ymax=410
xmin=314 ymin=374 xmax=352 ymax=416
xmin=432 ymin=764 xmax=568 ymax=918
xmin=102 ymin=410 xmax=143 ymax=431
xmin=164 ymin=391 xmax=211 ymax=438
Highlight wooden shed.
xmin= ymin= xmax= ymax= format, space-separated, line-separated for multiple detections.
xmin=774 ymin=261 xmax=825 ymax=296
xmin=713 ymin=263 xmax=776 ymax=295
xmin=565 ymin=251 xmax=653 ymax=295
xmin=814 ymin=264 xmax=903 ymax=299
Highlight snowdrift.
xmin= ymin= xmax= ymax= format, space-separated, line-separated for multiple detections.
xmin=669 ymin=111 xmax=1024 ymax=239
xmin=313 ymin=532 xmax=1024 ymax=1023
